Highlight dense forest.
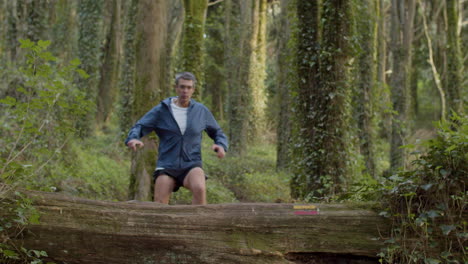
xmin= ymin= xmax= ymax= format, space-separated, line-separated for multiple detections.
xmin=0 ymin=0 xmax=466 ymax=263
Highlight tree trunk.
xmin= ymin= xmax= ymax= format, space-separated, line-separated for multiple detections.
xmin=376 ymin=0 xmax=392 ymax=142
xmin=4 ymin=190 xmax=390 ymax=264
xmin=446 ymin=0 xmax=464 ymax=116
xmin=128 ymin=0 xmax=168 ymax=201
xmin=248 ymin=0 xmax=268 ymax=140
xmin=205 ymin=2 xmax=227 ymax=121
xmin=181 ymin=0 xmax=208 ymax=100
xmin=291 ymin=0 xmax=353 ymax=199
xmin=355 ymin=0 xmax=377 ymax=178
xmin=118 ymin=0 xmax=138 ymax=143
xmin=389 ymin=0 xmax=415 ymax=172
xmin=290 ymin=0 xmax=321 ymax=199
xmin=275 ymin=0 xmax=292 ymax=170
xmin=50 ymin=0 xmax=78 ymax=61
xmin=225 ymin=0 xmax=251 ymax=156
xmin=96 ymin=0 xmax=122 ymax=127
xmin=162 ymin=0 xmax=185 ymax=98
xmin=26 ymin=0 xmax=48 ymax=42
xmin=76 ymin=0 xmax=104 ymax=137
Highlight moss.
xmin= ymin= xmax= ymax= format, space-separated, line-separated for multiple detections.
xmin=181 ymin=0 xmax=208 ymax=100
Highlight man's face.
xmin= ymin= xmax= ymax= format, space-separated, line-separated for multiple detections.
xmin=175 ymin=79 xmax=195 ymax=100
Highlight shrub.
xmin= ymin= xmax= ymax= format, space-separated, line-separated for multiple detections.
xmin=378 ymin=114 xmax=467 ymax=263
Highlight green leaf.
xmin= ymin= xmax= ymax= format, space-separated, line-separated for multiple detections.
xmin=421 ymin=183 xmax=433 ymax=191
xmin=426 ymin=210 xmax=440 ymax=219
xmin=19 ymin=39 xmax=34 ymax=48
xmin=400 ymin=144 xmax=415 ymax=149
xmin=425 ymin=258 xmax=441 ymax=264
xmin=440 ymin=251 xmax=452 ymax=259
xmin=37 ymin=39 xmax=51 ymax=49
xmin=29 ymin=212 xmax=41 ymax=224
xmin=445 ymin=145 xmax=457 ymax=152
xmin=70 ymin=58 xmax=81 ymax=66
xmin=439 ymin=225 xmax=456 ymax=235
xmin=76 ymin=69 xmax=89 ymax=79
xmin=2 ymin=249 xmax=19 ymax=258
xmin=0 ymin=96 xmax=17 ymax=106
xmin=439 ymin=169 xmax=449 ymax=177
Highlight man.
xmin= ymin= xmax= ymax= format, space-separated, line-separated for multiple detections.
xmin=125 ymin=72 xmax=228 ymax=205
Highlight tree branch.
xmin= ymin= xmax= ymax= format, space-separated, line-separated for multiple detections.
xmin=208 ymin=0 xmax=223 ymax=7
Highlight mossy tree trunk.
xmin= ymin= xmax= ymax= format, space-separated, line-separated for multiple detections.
xmin=25 ymin=0 xmax=48 ymax=43
xmin=5 ymin=0 xmax=49 ymax=62
xmin=119 ymin=0 xmax=138 ymax=142
xmin=355 ymin=0 xmax=377 ymax=178
xmin=291 ymin=0 xmax=353 ymax=200
xmin=446 ymin=0 xmax=464 ymax=116
xmin=50 ymin=0 xmax=78 ymax=62
xmin=0 ymin=1 xmax=6 ymax=64
xmin=290 ymin=0 xmax=321 ymax=199
xmin=181 ymin=0 xmax=208 ymax=100
xmin=225 ymin=0 xmax=266 ymax=156
xmin=205 ymin=2 xmax=227 ymax=121
xmin=316 ymin=0 xmax=353 ymax=197
xmin=248 ymin=0 xmax=268 ymax=140
xmin=275 ymin=0 xmax=293 ymax=170
xmin=162 ymin=0 xmax=185 ymax=98
xmin=77 ymin=0 xmax=104 ymax=137
xmin=225 ymin=0 xmax=251 ymax=156
xmin=376 ymin=0 xmax=392 ymax=142
xmin=96 ymin=0 xmax=122 ymax=127
xmin=129 ymin=0 xmax=168 ymax=201
xmin=389 ymin=0 xmax=415 ymax=172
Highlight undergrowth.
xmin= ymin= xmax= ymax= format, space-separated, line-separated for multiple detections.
xmin=378 ymin=114 xmax=467 ymax=263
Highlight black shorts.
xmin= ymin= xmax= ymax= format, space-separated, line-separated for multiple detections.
xmin=153 ymin=164 xmax=205 ymax=192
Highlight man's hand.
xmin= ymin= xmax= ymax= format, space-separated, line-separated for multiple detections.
xmin=127 ymin=139 xmax=144 ymax=152
xmin=212 ymin=144 xmax=225 ymax=159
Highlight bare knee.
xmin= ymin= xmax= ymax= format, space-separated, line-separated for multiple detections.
xmin=190 ymin=181 xmax=206 ymax=194
xmin=154 ymin=175 xmax=175 ymax=204
xmin=184 ymin=168 xmax=205 ymax=190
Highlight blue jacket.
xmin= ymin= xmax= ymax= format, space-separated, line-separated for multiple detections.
xmin=125 ymin=97 xmax=228 ymax=169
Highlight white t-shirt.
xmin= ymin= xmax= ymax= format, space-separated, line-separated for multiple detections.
xmin=171 ymin=98 xmax=188 ymax=135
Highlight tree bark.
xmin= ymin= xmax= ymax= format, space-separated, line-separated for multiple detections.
xmin=124 ymin=0 xmax=168 ymax=201
xmin=76 ymin=0 xmax=104 ymax=137
xmin=355 ymin=0 xmax=377 ymax=178
xmin=50 ymin=0 xmax=78 ymax=61
xmin=5 ymin=190 xmax=390 ymax=264
xmin=181 ymin=0 xmax=208 ymax=100
xmin=96 ymin=0 xmax=122 ymax=127
xmin=163 ymin=0 xmax=185 ymax=98
xmin=118 ymin=0 xmax=138 ymax=143
xmin=225 ymin=0 xmax=250 ymax=156
xmin=290 ymin=0 xmax=321 ymax=199
xmin=275 ymin=0 xmax=292 ymax=170
xmin=389 ymin=0 xmax=415 ymax=172
xmin=249 ymin=0 xmax=268 ymax=140
xmin=205 ymin=2 xmax=227 ymax=120
xmin=446 ymin=0 xmax=464 ymax=116
xmin=376 ymin=0 xmax=392 ymax=142
xmin=291 ymin=0 xmax=353 ymax=199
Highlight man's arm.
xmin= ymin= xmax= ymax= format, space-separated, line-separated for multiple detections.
xmin=205 ymin=109 xmax=228 ymax=158
xmin=124 ymin=106 xmax=160 ymax=150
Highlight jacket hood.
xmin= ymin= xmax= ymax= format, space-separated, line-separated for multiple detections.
xmin=161 ymin=97 xmax=197 ymax=108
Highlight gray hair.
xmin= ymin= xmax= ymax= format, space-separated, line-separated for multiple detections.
xmin=175 ymin=72 xmax=197 ymax=87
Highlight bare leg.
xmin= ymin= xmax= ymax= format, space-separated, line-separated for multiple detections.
xmin=183 ymin=167 xmax=206 ymax=205
xmin=154 ymin=175 xmax=176 ymax=204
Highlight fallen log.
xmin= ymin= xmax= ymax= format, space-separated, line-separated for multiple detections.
xmin=4 ymin=190 xmax=390 ymax=264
